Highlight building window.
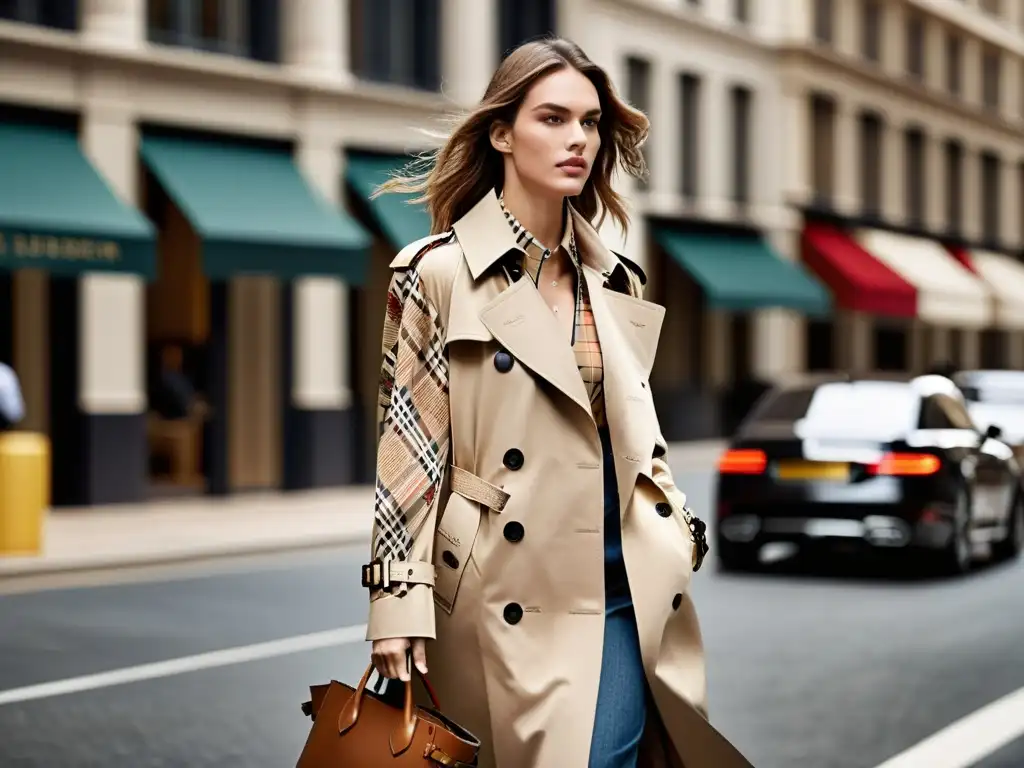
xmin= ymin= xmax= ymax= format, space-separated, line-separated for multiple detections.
xmin=946 ymin=34 xmax=962 ymax=96
xmin=350 ymin=0 xmax=441 ymax=90
xmin=904 ymin=127 xmax=926 ymax=228
xmin=810 ymin=93 xmax=836 ymax=207
xmin=680 ymin=73 xmax=701 ymax=201
xmin=981 ymin=151 xmax=1001 ymax=246
xmin=730 ymin=85 xmax=752 ymax=207
xmin=734 ymin=0 xmax=749 ymax=23
xmin=982 ymin=47 xmax=1001 ymax=112
xmin=861 ymin=0 xmax=882 ymax=63
xmin=944 ymin=140 xmax=963 ymax=235
xmin=905 ymin=13 xmax=925 ymax=80
xmin=626 ymin=56 xmax=652 ymax=191
xmin=0 ymin=0 xmax=77 ymax=28
xmin=147 ymin=0 xmax=278 ymax=61
xmin=498 ymin=0 xmax=555 ymax=59
xmin=814 ymin=0 xmax=833 ymax=44
xmin=858 ymin=111 xmax=883 ymax=218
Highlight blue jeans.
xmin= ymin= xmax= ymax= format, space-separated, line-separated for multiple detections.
xmin=588 ymin=603 xmax=648 ymax=768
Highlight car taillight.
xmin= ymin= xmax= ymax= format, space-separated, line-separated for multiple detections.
xmin=717 ymin=449 xmax=767 ymax=475
xmin=868 ymin=452 xmax=941 ymax=476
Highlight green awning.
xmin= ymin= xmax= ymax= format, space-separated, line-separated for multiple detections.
xmin=141 ymin=136 xmax=371 ymax=283
xmin=0 ymin=124 xmax=155 ymax=278
xmin=654 ymin=228 xmax=831 ymax=315
xmin=346 ymin=153 xmax=431 ymax=248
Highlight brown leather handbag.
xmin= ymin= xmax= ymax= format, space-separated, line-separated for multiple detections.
xmin=295 ymin=663 xmax=480 ymax=767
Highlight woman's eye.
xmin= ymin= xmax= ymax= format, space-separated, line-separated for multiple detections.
xmin=544 ymin=115 xmax=563 ymax=124
xmin=583 ymin=119 xmax=599 ymax=128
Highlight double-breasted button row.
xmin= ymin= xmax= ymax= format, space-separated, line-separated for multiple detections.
xmin=503 ymin=602 xmax=523 ymax=625
xmin=503 ymin=521 xmax=525 ymax=543
xmin=655 ymin=502 xmax=672 ymax=518
xmin=672 ymin=593 xmax=683 ymax=611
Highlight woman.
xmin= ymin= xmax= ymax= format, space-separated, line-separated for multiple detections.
xmin=363 ymin=38 xmax=753 ymax=768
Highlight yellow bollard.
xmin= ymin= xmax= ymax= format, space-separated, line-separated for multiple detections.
xmin=0 ymin=431 xmax=50 ymax=556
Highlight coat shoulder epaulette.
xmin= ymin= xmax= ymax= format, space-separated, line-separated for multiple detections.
xmin=389 ymin=231 xmax=456 ymax=271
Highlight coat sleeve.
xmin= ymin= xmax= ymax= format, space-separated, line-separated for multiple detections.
xmin=365 ymin=264 xmax=451 ymax=642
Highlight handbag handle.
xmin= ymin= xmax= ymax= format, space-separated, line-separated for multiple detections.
xmin=338 ymin=660 xmax=442 ymax=756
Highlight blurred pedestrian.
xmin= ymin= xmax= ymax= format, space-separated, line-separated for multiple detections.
xmin=151 ymin=344 xmax=195 ymax=421
xmin=361 ymin=37 xmax=751 ymax=768
xmin=0 ymin=361 xmax=25 ymax=430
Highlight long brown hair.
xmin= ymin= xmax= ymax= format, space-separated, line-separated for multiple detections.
xmin=373 ymin=37 xmax=649 ymax=236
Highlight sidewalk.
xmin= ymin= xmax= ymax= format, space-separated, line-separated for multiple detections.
xmin=0 ymin=440 xmax=725 ymax=580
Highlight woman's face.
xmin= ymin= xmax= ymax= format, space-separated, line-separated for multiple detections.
xmin=493 ymin=67 xmax=603 ymax=200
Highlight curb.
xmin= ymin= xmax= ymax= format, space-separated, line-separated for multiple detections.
xmin=0 ymin=530 xmax=371 ymax=582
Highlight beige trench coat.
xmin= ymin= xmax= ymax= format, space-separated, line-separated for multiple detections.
xmin=365 ymin=191 xmax=753 ymax=768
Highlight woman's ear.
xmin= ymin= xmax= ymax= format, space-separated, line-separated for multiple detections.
xmin=489 ymin=122 xmax=513 ymax=155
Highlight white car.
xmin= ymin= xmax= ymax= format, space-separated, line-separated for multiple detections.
xmin=953 ymin=370 xmax=1024 ymax=451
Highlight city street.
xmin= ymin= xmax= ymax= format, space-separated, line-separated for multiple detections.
xmin=1 ymin=467 xmax=1023 ymax=768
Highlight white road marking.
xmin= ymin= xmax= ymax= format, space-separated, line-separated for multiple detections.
xmin=0 ymin=624 xmax=368 ymax=706
xmin=872 ymin=685 xmax=1024 ymax=768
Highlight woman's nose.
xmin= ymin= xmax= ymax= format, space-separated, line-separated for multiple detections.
xmin=567 ymin=121 xmax=587 ymax=148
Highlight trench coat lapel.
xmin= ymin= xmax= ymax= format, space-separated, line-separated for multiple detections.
xmin=584 ymin=266 xmax=664 ymax=515
xmin=455 ymin=191 xmax=595 ymax=420
xmin=478 ymin=278 xmax=593 ymax=418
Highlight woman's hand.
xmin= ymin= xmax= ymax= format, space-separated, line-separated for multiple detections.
xmin=371 ymin=637 xmax=428 ymax=681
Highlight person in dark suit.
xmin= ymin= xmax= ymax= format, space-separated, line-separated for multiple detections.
xmin=151 ymin=344 xmax=195 ymax=421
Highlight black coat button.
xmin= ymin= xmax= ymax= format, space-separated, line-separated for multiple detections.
xmin=503 ymin=521 xmax=525 ymax=543
xmin=442 ymin=550 xmax=459 ymax=569
xmin=503 ymin=602 xmax=523 ymax=625
xmin=503 ymin=448 xmax=524 ymax=471
xmin=493 ymin=350 xmax=514 ymax=373
xmin=656 ymin=502 xmax=672 ymax=518
xmin=672 ymin=593 xmax=682 ymax=611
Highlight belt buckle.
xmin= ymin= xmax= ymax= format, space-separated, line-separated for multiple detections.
xmin=361 ymin=559 xmax=392 ymax=592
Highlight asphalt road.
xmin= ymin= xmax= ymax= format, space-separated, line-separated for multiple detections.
xmin=0 ymin=468 xmax=1023 ymax=768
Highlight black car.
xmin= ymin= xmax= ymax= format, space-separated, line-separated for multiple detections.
xmin=713 ymin=374 xmax=1024 ymax=574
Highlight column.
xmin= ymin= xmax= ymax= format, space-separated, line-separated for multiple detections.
xmin=882 ymin=120 xmax=904 ymax=224
xmin=699 ymin=73 xmax=731 ymax=220
xmin=1000 ymin=149 xmax=1019 ymax=248
xmin=836 ymin=311 xmax=872 ymax=374
xmin=1006 ymin=332 xmax=1024 ymax=370
xmin=924 ymin=130 xmax=945 ymax=233
xmin=929 ymin=326 xmax=952 ymax=367
xmin=962 ymin=144 xmax=982 ymax=243
xmin=960 ymin=330 xmax=981 ymax=369
xmin=881 ymin=1 xmax=905 ymax=78
xmin=752 ymin=227 xmax=803 ymax=382
xmin=282 ymin=0 xmax=350 ymax=84
xmin=835 ymin=102 xmax=859 ymax=216
xmin=443 ymin=0 xmax=498 ymax=106
xmin=288 ymin=135 xmax=358 ymax=488
xmin=781 ymin=84 xmax=811 ymax=207
xmin=58 ymin=14 xmax=148 ymax=505
xmin=81 ymin=0 xmax=145 ymax=49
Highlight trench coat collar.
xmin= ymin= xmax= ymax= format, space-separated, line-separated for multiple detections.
xmin=453 ymin=190 xmax=622 ymax=281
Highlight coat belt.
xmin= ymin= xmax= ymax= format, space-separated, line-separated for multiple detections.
xmin=449 ymin=465 xmax=509 ymax=513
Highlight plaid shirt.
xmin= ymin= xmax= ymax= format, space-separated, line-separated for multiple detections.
xmin=500 ymin=199 xmax=607 ymax=427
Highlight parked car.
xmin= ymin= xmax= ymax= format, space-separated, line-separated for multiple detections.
xmin=954 ymin=370 xmax=1024 ymax=456
xmin=714 ymin=373 xmax=1024 ymax=575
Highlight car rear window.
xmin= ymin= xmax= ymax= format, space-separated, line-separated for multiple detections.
xmin=750 ymin=381 xmax=921 ymax=439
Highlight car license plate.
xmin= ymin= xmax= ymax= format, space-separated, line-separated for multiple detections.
xmin=775 ymin=461 xmax=850 ymax=481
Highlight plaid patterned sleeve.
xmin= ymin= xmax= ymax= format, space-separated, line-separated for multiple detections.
xmin=370 ymin=264 xmax=451 ymax=602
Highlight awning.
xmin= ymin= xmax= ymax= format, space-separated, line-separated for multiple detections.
xmin=963 ymin=250 xmax=1024 ymax=329
xmin=802 ymin=224 xmax=916 ymax=317
xmin=0 ymin=123 xmax=155 ymax=277
xmin=653 ymin=228 xmax=830 ymax=315
xmin=345 ymin=153 xmax=431 ymax=248
xmin=854 ymin=229 xmax=992 ymax=328
xmin=141 ymin=135 xmax=371 ymax=283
